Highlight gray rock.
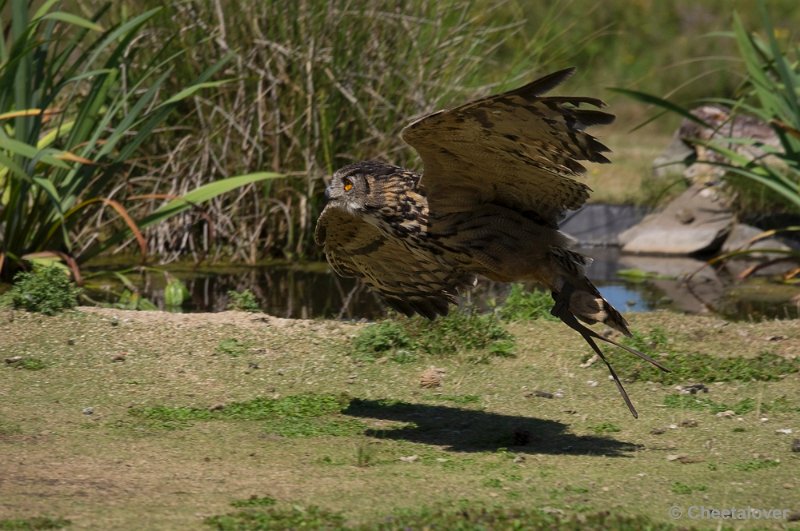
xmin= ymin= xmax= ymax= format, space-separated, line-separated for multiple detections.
xmin=620 ymin=184 xmax=734 ymax=255
xmin=560 ymin=204 xmax=649 ymax=246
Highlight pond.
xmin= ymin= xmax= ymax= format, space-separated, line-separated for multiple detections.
xmin=78 ymin=247 xmax=800 ymax=322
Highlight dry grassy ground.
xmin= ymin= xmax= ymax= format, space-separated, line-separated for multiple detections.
xmin=1 ymin=307 xmax=799 ymax=530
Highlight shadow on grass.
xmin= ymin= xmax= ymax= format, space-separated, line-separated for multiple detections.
xmin=344 ymin=399 xmax=638 ymax=456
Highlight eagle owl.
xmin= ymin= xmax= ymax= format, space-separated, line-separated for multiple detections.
xmin=316 ymin=68 xmax=668 ymax=417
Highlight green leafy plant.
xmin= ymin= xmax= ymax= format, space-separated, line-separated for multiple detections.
xmin=353 ymin=310 xmax=515 ymax=362
xmin=497 ymin=284 xmax=558 ymax=321
xmin=0 ymin=1 xmax=282 ymax=279
xmin=612 ymin=1 xmax=800 ymax=268
xmin=8 ymin=265 xmax=80 ymax=314
xmin=226 ymin=289 xmax=260 ymax=312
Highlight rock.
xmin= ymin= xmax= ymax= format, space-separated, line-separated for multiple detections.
xmin=620 ymin=184 xmax=733 ymax=255
xmin=399 ymin=455 xmax=419 ymax=463
xmin=678 ymin=384 xmax=709 ymax=395
xmin=560 ymin=204 xmax=648 ymax=246
xmin=82 ymin=407 xmax=94 ymax=415
xmin=419 ymin=367 xmax=445 ymax=388
xmin=680 ymin=419 xmax=699 ymax=428
xmin=716 ymin=410 xmax=736 ymax=418
xmin=792 ymin=439 xmax=800 ymax=453
xmin=525 ymin=390 xmax=554 ymax=399
xmin=4 ymin=356 xmax=23 ymax=365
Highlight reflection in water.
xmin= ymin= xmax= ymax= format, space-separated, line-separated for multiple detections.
xmin=84 ymin=259 xmax=656 ymax=321
xmin=82 ymin=247 xmax=798 ymax=321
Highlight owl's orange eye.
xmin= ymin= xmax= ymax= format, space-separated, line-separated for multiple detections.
xmin=343 ymin=178 xmax=353 ymax=192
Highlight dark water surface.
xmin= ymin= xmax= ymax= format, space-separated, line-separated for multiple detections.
xmin=80 ymin=247 xmax=800 ymax=322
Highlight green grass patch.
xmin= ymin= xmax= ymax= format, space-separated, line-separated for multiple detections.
xmin=129 ymin=393 xmax=364 ymax=437
xmin=734 ymin=458 xmax=780 ymax=472
xmin=611 ymin=328 xmax=799 ymax=384
xmin=589 ymin=422 xmax=622 ymax=434
xmin=205 ymin=505 xmax=344 ymax=530
xmin=230 ymin=496 xmax=277 ymax=508
xmin=670 ymin=482 xmax=707 ymax=495
xmin=215 ymin=338 xmax=252 ymax=357
xmin=8 ymin=266 xmax=80 ymax=316
xmin=0 ymin=517 xmax=71 ymax=530
xmin=226 ymin=290 xmax=260 ymax=312
xmin=663 ymin=395 xmax=756 ymax=415
xmin=496 ymin=285 xmax=557 ymax=322
xmin=353 ymin=310 xmax=515 ymax=363
xmin=367 ymin=505 xmax=685 ymax=530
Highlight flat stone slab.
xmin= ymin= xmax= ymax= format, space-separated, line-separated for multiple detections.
xmin=620 ymin=184 xmax=734 ymax=255
xmin=560 ymin=204 xmax=648 ymax=246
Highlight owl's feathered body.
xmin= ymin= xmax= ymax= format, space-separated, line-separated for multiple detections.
xmin=315 ymin=68 xmax=668 ymax=417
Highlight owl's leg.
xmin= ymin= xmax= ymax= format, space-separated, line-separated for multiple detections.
xmin=550 ymin=284 xmax=670 ymax=418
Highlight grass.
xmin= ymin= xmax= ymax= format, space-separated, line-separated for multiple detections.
xmin=0 ymin=517 xmax=71 ymax=530
xmin=1 ymin=308 xmax=798 ymax=528
xmin=7 ymin=266 xmax=80 ymax=315
xmin=226 ymin=290 xmax=260 ymax=312
xmin=128 ymin=393 xmax=366 ymax=438
xmin=663 ymin=395 xmax=757 ymax=415
xmin=496 ymin=285 xmax=557 ymax=322
xmin=353 ymin=310 xmax=515 ymax=363
xmin=613 ymin=327 xmax=800 ymax=384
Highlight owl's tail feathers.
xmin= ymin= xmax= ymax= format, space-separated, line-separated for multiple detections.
xmin=550 ymin=280 xmax=670 ymax=418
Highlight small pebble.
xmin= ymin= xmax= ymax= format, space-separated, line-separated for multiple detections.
xmin=775 ymin=428 xmax=793 ymax=435
xmin=716 ymin=410 xmax=735 ymax=418
xmin=792 ymin=439 xmax=800 ymax=453
xmin=513 ymin=455 xmax=525 ymax=463
xmin=531 ymin=390 xmax=554 ymax=399
xmin=67 ymin=338 xmax=76 ymax=345
xmin=112 ymin=353 xmax=126 ymax=362
xmin=4 ymin=356 xmax=23 ymax=364
xmin=82 ymin=407 xmax=94 ymax=415
xmin=650 ymin=428 xmax=666 ymax=435
xmin=680 ymin=419 xmax=698 ymax=428
xmin=399 ymin=455 xmax=419 ymax=463
xmin=209 ymin=403 xmax=226 ymax=412
xmin=586 ymin=380 xmax=598 ymax=387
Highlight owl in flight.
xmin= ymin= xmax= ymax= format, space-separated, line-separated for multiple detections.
xmin=315 ymin=68 xmax=668 ymax=417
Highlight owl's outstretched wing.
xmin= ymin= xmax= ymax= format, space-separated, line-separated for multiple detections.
xmin=315 ymin=204 xmax=475 ymax=319
xmin=401 ymin=67 xmax=614 ymax=226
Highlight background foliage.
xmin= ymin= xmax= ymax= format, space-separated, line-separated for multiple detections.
xmin=3 ymin=0 xmax=800 ymax=269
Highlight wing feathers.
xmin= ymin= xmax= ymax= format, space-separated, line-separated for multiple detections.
xmin=401 ymin=67 xmax=614 ymax=224
xmin=316 ymin=205 xmax=472 ymax=317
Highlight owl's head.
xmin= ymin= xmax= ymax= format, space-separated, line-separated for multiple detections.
xmin=324 ymin=160 xmax=404 ymax=214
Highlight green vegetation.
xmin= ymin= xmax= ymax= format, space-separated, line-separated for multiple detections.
xmin=205 ymin=505 xmax=345 ymax=531
xmin=353 ymin=311 xmax=515 ymax=363
xmin=0 ymin=517 xmax=71 ymax=530
xmin=2 ymin=309 xmax=798 ymax=528
xmin=496 ymin=285 xmax=557 ymax=322
xmin=8 ymin=266 xmax=80 ymax=315
xmin=614 ymin=328 xmax=799 ymax=384
xmin=229 ymin=496 xmax=277 ymax=509
xmin=663 ymin=395 xmax=756 ymax=415
xmin=215 ymin=338 xmax=252 ymax=357
xmin=734 ymin=458 xmax=781 ymax=472
xmin=226 ymin=290 xmax=260 ymax=312
xmin=204 ymin=502 xmax=691 ymax=530
xmin=589 ymin=422 xmax=622 ymax=434
xmin=616 ymin=1 xmax=800 ymax=225
xmin=670 ymin=482 xmax=707 ymax=495
xmin=128 ymin=393 xmax=365 ymax=437
xmin=0 ymin=1 xmax=280 ymax=280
